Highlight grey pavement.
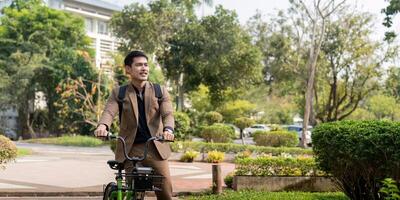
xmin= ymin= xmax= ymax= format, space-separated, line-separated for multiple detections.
xmin=0 ymin=142 xmax=235 ymax=199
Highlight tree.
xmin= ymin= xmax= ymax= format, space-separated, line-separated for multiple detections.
xmin=290 ymin=0 xmax=346 ymax=147
xmin=217 ymin=99 xmax=256 ymax=123
xmin=233 ymin=117 xmax=255 ymax=144
xmin=162 ymin=6 xmax=263 ymax=107
xmin=382 ymin=0 xmax=400 ymax=40
xmin=367 ymin=94 xmax=399 ymax=120
xmin=0 ymin=0 xmax=94 ymax=137
xmin=314 ymin=11 xmax=395 ymax=122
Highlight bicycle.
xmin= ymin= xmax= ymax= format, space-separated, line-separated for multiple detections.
xmin=103 ymin=134 xmax=171 ymax=200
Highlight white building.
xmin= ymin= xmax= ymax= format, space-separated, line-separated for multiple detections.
xmin=47 ymin=0 xmax=122 ymax=71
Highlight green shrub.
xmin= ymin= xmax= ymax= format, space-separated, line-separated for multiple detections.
xmin=253 ymin=130 xmax=298 ymax=147
xmin=174 ymin=111 xmax=191 ymax=140
xmin=235 ymin=156 xmax=325 ymax=176
xmin=224 ymin=172 xmax=235 ymax=188
xmin=200 ymin=124 xmax=235 ymax=143
xmin=185 ymin=191 xmax=349 ymax=200
xmin=379 ymin=178 xmax=400 ymax=200
xmin=206 ymin=150 xmax=225 ymax=163
xmin=234 ymin=150 xmax=252 ymax=161
xmin=312 ymin=120 xmax=400 ymax=200
xmin=0 ymin=135 xmax=17 ymax=169
xmin=180 ymin=150 xmax=199 ymax=162
xmin=25 ymin=135 xmax=104 ymax=147
xmin=17 ymin=148 xmax=32 ymax=157
xmin=170 ymin=141 xmax=313 ymax=156
xmin=202 ymin=111 xmax=223 ymax=125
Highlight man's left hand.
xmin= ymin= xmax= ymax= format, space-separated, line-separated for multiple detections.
xmin=162 ymin=131 xmax=175 ymax=141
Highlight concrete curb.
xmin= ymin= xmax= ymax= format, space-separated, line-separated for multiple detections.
xmin=0 ymin=191 xmax=205 ymax=197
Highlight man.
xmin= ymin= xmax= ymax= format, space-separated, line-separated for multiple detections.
xmin=94 ymin=50 xmax=175 ymax=200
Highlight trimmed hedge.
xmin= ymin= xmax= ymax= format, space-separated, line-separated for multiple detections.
xmin=312 ymin=120 xmax=400 ymax=200
xmin=200 ymin=124 xmax=235 ymax=143
xmin=170 ymin=141 xmax=313 ymax=156
xmin=253 ymin=130 xmax=298 ymax=147
xmin=235 ymin=156 xmax=326 ymax=176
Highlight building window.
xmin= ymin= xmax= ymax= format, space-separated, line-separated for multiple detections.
xmin=85 ymin=17 xmax=94 ymax=33
xmin=98 ymin=21 xmax=109 ymax=35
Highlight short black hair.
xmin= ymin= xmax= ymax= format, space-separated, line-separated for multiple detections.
xmin=124 ymin=50 xmax=148 ymax=66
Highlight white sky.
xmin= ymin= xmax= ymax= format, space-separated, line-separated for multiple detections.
xmin=107 ymin=0 xmax=399 ymax=40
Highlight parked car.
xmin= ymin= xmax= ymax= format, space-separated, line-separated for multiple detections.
xmin=225 ymin=123 xmax=241 ymax=138
xmin=286 ymin=125 xmax=313 ymax=145
xmin=1 ymin=128 xmax=17 ymax=141
xmin=243 ymin=124 xmax=271 ymax=136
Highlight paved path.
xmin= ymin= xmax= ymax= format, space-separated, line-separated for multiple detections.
xmin=0 ymin=142 xmax=235 ymax=199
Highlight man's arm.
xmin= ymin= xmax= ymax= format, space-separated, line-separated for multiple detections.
xmin=160 ymin=86 xmax=175 ymax=141
xmin=94 ymin=87 xmax=119 ymax=137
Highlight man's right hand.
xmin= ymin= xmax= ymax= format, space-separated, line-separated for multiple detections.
xmin=94 ymin=124 xmax=108 ymax=137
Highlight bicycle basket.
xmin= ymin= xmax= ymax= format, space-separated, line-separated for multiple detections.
xmin=129 ymin=173 xmax=164 ymax=191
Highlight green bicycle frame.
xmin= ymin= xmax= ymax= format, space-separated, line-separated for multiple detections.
xmin=109 ymin=177 xmax=134 ymax=200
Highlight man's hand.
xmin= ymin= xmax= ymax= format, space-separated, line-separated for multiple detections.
xmin=94 ymin=124 xmax=108 ymax=137
xmin=162 ymin=130 xmax=175 ymax=141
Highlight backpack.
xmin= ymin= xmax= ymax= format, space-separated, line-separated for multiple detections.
xmin=117 ymin=83 xmax=163 ymax=123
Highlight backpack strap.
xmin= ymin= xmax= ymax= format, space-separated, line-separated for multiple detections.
xmin=153 ymin=83 xmax=163 ymax=105
xmin=117 ymin=85 xmax=128 ymax=123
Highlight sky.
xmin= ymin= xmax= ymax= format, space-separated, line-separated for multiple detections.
xmin=104 ymin=0 xmax=398 ymax=41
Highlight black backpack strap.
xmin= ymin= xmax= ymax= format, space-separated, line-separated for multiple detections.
xmin=117 ymin=85 xmax=128 ymax=123
xmin=153 ymin=83 xmax=163 ymax=105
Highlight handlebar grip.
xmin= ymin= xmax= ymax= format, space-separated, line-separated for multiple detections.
xmin=155 ymin=135 xmax=174 ymax=143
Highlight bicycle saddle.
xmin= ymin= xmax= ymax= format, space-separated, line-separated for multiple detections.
xmin=107 ymin=160 xmax=124 ymax=170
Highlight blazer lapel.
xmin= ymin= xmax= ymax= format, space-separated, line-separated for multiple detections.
xmin=127 ymin=84 xmax=139 ymax=124
xmin=144 ymin=82 xmax=151 ymax=124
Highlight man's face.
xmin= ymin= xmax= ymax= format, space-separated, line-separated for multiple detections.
xmin=125 ymin=56 xmax=149 ymax=82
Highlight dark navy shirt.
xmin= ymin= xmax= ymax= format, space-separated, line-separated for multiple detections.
xmin=133 ymin=86 xmax=151 ymax=144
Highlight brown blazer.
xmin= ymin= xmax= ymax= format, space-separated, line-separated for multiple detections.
xmin=98 ymin=82 xmax=174 ymax=162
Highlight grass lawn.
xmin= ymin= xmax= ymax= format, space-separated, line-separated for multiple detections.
xmin=25 ymin=135 xmax=105 ymax=147
xmin=17 ymin=148 xmax=32 ymax=157
xmin=183 ymin=190 xmax=349 ymax=200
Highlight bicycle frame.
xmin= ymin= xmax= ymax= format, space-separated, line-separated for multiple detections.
xmin=104 ymin=135 xmax=170 ymax=200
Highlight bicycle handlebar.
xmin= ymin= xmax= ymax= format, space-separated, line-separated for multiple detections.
xmin=107 ymin=133 xmax=173 ymax=162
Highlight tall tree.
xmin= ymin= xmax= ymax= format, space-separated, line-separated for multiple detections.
xmin=288 ymin=0 xmax=345 ymax=147
xmin=0 ymin=0 xmax=94 ymax=137
xmin=161 ymin=6 xmax=263 ymax=107
xmin=315 ymin=11 xmax=395 ymax=122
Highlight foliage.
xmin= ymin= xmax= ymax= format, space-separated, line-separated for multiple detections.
xmin=201 ymin=111 xmax=223 ymax=125
xmin=188 ymin=84 xmax=213 ymax=113
xmin=253 ymin=130 xmax=298 ymax=147
xmin=180 ymin=150 xmax=199 ymax=162
xmin=174 ymin=111 xmax=191 ymax=140
xmin=224 ymin=172 xmax=234 ymax=188
xmin=0 ymin=135 xmax=17 ymax=169
xmin=54 ymin=77 xmax=106 ymax=134
xmin=17 ymin=148 xmax=32 ymax=157
xmin=367 ymin=94 xmax=400 ymax=120
xmin=380 ymin=178 xmax=400 ymax=200
xmin=347 ymin=108 xmax=375 ymax=121
xmin=185 ymin=191 xmax=349 ymax=200
xmin=234 ymin=150 xmax=252 ymax=162
xmin=162 ymin=6 xmax=263 ymax=106
xmin=233 ymin=117 xmax=255 ymax=131
xmin=217 ymin=100 xmax=256 ymax=123
xmin=312 ymin=120 xmax=400 ymax=200
xmin=0 ymin=0 xmax=93 ymax=137
xmin=200 ymin=124 xmax=235 ymax=143
xmin=315 ymin=12 xmax=393 ymax=122
xmin=382 ymin=0 xmax=400 ymax=40
xmin=206 ymin=150 xmax=225 ymax=163
xmin=170 ymin=141 xmax=313 ymax=156
xmin=25 ymin=135 xmax=104 ymax=147
xmin=235 ymin=156 xmax=325 ymax=177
